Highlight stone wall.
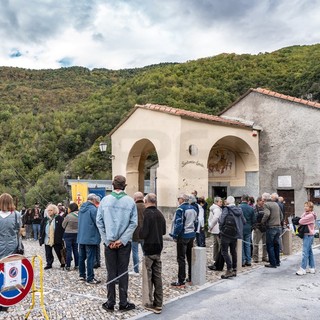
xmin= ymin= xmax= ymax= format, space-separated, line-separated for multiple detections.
xmin=222 ymin=91 xmax=320 ymax=216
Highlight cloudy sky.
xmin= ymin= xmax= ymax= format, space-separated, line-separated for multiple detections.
xmin=0 ymin=0 xmax=319 ymax=70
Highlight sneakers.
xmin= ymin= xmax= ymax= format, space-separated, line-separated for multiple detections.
xmin=145 ymin=303 xmax=162 ymax=314
xmin=221 ymin=270 xmax=233 ymax=279
xmin=129 ymin=271 xmax=139 ymax=276
xmin=102 ymin=302 xmax=114 ymax=312
xmin=86 ymin=278 xmax=101 ymax=285
xmin=296 ymin=268 xmax=306 ymax=276
xmin=307 ymin=268 xmax=316 ymax=274
xmin=119 ymin=302 xmax=135 ymax=311
xmin=208 ymin=265 xmax=217 ymax=271
xmin=78 ymin=276 xmax=86 ymax=281
xmin=65 ymin=267 xmax=71 ymax=271
xmin=265 ymin=264 xmax=277 ymax=268
xmin=171 ymin=281 xmax=185 ymax=287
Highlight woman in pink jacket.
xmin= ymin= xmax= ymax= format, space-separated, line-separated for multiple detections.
xmin=296 ymin=201 xmax=317 ymax=275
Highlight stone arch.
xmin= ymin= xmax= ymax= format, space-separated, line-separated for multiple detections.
xmin=207 ymin=135 xmax=259 ymax=198
xmin=125 ymin=138 xmax=159 ymax=196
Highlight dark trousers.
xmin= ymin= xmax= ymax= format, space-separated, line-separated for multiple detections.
xmin=64 ymin=233 xmax=79 ymax=268
xmin=145 ymin=254 xmax=163 ymax=307
xmin=196 ymin=230 xmax=206 ymax=247
xmin=105 ymin=242 xmax=131 ymax=307
xmin=45 ymin=243 xmax=63 ymax=267
xmin=220 ymin=236 xmax=237 ymax=270
xmin=266 ymin=227 xmax=281 ymax=266
xmin=176 ymin=237 xmax=194 ymax=283
xmin=95 ymin=244 xmax=101 ymax=267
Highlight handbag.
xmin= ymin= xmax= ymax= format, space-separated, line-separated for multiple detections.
xmin=14 ymin=212 xmax=25 ymax=255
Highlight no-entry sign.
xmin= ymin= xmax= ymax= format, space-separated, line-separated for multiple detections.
xmin=0 ymin=254 xmax=34 ymax=307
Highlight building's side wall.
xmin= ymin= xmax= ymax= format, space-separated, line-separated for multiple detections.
xmin=222 ymin=92 xmax=320 ymax=216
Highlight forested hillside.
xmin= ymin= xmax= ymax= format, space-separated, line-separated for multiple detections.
xmin=1 ymin=44 xmax=319 ymax=207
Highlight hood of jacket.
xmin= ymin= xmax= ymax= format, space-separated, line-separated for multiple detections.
xmin=227 ymin=205 xmax=243 ymax=217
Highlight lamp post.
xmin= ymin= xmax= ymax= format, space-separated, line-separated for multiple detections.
xmin=99 ymin=142 xmax=107 ymax=153
xmin=99 ymin=142 xmax=115 ymax=160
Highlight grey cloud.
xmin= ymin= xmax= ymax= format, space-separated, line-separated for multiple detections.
xmin=0 ymin=0 xmax=98 ymax=44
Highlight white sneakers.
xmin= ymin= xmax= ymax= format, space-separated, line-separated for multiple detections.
xmin=307 ymin=268 xmax=316 ymax=274
xmin=296 ymin=268 xmax=306 ymax=276
xmin=296 ymin=267 xmax=316 ymax=275
xmin=129 ymin=271 xmax=140 ymax=276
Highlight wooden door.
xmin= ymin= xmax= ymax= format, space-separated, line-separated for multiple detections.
xmin=277 ymin=189 xmax=295 ymax=220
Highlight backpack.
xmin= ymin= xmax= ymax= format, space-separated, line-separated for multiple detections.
xmin=221 ymin=208 xmax=238 ymax=239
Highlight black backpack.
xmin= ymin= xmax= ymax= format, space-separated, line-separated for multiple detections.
xmin=221 ymin=208 xmax=238 ymax=239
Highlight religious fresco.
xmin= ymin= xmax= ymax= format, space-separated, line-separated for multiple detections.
xmin=208 ymin=148 xmax=235 ymax=177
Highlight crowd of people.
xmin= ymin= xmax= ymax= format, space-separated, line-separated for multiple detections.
xmin=0 ymin=180 xmax=318 ymax=314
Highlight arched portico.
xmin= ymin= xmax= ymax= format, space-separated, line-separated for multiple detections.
xmin=126 ymin=139 xmax=158 ymax=196
xmin=110 ymin=104 xmax=260 ymax=212
xmin=207 ymin=135 xmax=259 ymax=200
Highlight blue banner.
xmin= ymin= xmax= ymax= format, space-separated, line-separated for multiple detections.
xmin=88 ymin=187 xmax=106 ymax=201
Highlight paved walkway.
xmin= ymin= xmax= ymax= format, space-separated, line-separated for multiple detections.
xmin=133 ymin=245 xmax=320 ymax=320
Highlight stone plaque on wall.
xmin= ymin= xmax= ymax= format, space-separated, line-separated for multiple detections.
xmin=278 ymin=175 xmax=292 ymax=188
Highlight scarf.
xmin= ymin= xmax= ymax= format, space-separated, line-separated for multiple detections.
xmin=48 ymin=217 xmax=55 ymax=247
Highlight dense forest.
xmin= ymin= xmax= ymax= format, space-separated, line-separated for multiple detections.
xmin=1 ymin=44 xmax=320 ymax=207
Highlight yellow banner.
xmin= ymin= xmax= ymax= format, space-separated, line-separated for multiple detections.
xmin=71 ymin=182 xmax=88 ymax=207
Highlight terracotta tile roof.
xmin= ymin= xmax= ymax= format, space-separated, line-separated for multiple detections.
xmin=252 ymin=88 xmax=320 ymax=109
xmin=136 ymin=103 xmax=252 ymax=127
xmin=109 ymin=103 xmax=252 ymax=136
xmin=220 ymin=87 xmax=320 ymax=115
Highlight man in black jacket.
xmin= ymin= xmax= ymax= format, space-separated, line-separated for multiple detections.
xmin=139 ymin=193 xmax=166 ymax=314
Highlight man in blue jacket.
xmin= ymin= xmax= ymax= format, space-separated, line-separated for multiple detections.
xmin=170 ymin=193 xmax=198 ymax=287
xmin=240 ymin=194 xmax=256 ymax=267
xmin=96 ymin=175 xmax=137 ymax=312
xmin=77 ymin=193 xmax=101 ymax=285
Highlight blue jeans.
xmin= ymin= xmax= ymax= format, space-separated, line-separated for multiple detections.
xmin=242 ymin=233 xmax=252 ymax=264
xmin=266 ymin=227 xmax=281 ymax=266
xmin=32 ymin=224 xmax=41 ymax=240
xmin=301 ymin=235 xmax=315 ymax=269
xmin=79 ymin=244 xmax=96 ymax=282
xmin=131 ymin=241 xmax=143 ymax=273
xmin=64 ymin=233 xmax=79 ymax=268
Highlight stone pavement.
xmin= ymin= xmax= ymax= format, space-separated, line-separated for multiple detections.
xmin=134 ymin=245 xmax=320 ymax=320
xmin=0 ymin=234 xmax=312 ymax=319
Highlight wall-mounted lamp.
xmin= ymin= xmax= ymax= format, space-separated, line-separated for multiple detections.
xmin=99 ymin=142 xmax=115 ymax=160
xmin=188 ymin=144 xmax=198 ymax=156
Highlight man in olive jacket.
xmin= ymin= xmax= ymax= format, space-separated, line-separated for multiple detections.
xmin=261 ymin=192 xmax=283 ymax=268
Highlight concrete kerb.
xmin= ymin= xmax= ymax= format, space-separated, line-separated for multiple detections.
xmin=131 ymin=242 xmax=320 ymax=319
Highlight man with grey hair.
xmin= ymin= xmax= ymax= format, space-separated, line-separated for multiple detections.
xmin=261 ymin=192 xmax=283 ymax=268
xmin=219 ymin=196 xmax=246 ymax=279
xmin=139 ymin=193 xmax=166 ymax=314
xmin=77 ymin=193 xmax=101 ymax=284
xmin=170 ymin=193 xmax=198 ymax=286
xmin=208 ymin=197 xmax=223 ymax=270
xmin=130 ymin=191 xmax=145 ymax=276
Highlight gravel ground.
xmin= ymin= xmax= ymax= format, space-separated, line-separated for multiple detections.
xmin=1 ymin=232 xmax=311 ymax=320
